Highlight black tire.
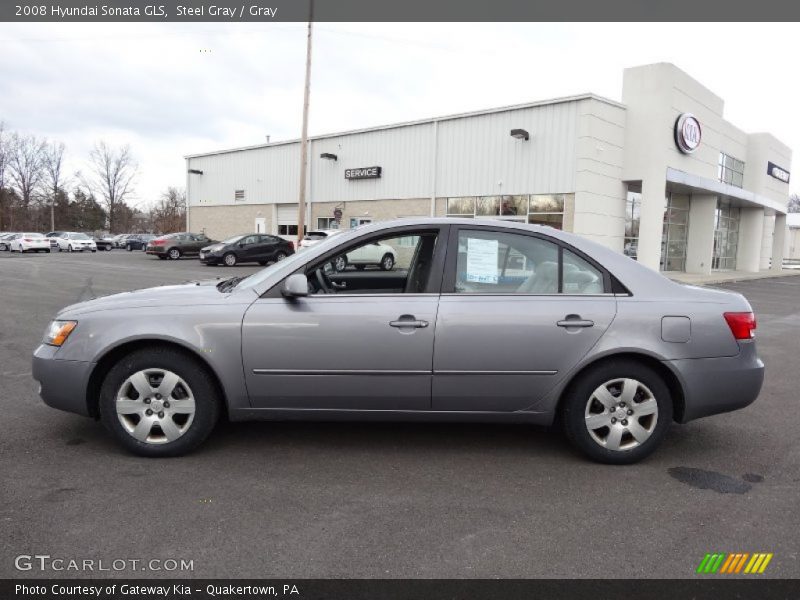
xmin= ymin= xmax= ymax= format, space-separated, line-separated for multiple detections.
xmin=126 ymin=245 xmax=132 ymax=251
xmin=91 ymin=249 xmax=96 ymax=253
xmin=380 ymin=253 xmax=395 ymax=271
xmin=223 ymin=252 xmax=237 ymax=267
xmin=258 ymin=261 xmax=268 ymax=266
xmin=45 ymin=249 xmax=51 ymax=253
xmin=168 ymin=248 xmax=181 ymax=260
xmin=560 ymin=360 xmax=672 ymax=465
xmin=275 ymin=251 xmax=288 ymax=261
xmin=99 ymin=347 xmax=221 ymax=457
xmin=158 ymin=255 xmax=167 ymax=260
xmin=355 ymin=265 xmax=366 ymax=271
xmin=68 ymin=245 xmax=73 ymax=253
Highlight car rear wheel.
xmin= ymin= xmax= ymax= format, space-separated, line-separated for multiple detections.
xmin=561 ymin=360 xmax=672 ymax=464
xmin=275 ymin=251 xmax=287 ymax=261
xmin=99 ymin=347 xmax=221 ymax=457
xmin=223 ymin=252 xmax=237 ymax=266
xmin=168 ymin=248 xmax=181 ymax=260
xmin=126 ymin=244 xmax=132 ymax=251
xmin=380 ymin=253 xmax=395 ymax=271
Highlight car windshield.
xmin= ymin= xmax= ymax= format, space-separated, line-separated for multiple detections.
xmin=222 ymin=235 xmax=245 ymax=244
xmin=71 ymin=233 xmax=90 ymax=239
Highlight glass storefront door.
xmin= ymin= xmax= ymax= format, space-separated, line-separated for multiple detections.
xmin=712 ymin=199 xmax=740 ymax=270
xmin=659 ymin=193 xmax=690 ymax=272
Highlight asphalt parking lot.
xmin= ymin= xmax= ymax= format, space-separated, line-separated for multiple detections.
xmin=1 ymin=249 xmax=799 ymax=579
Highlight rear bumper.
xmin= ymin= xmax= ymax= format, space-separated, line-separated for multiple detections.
xmin=146 ymin=247 xmax=167 ymax=255
xmin=668 ymin=341 xmax=764 ymax=423
xmin=31 ymin=345 xmax=94 ymax=417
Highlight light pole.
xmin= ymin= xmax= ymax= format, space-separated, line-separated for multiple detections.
xmin=296 ymin=1 xmax=313 ymax=245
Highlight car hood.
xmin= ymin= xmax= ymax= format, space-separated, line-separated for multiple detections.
xmin=57 ymin=280 xmax=256 ymax=317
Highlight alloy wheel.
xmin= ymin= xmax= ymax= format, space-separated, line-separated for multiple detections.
xmin=224 ymin=253 xmax=237 ymax=266
xmin=382 ymin=255 xmax=394 ymax=270
xmin=584 ymin=378 xmax=658 ymax=451
xmin=115 ymin=368 xmax=196 ymax=445
xmin=168 ymin=248 xmax=180 ymax=260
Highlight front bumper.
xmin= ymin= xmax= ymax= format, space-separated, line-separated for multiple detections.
xmin=32 ymin=345 xmax=95 ymax=417
xmin=199 ymin=252 xmax=223 ymax=264
xmin=668 ymin=341 xmax=764 ymax=423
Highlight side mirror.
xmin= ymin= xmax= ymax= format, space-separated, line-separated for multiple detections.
xmin=282 ymin=273 xmax=309 ymax=298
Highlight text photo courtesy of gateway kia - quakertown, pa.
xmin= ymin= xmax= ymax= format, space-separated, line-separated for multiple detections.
xmin=1 ymin=3 xmax=800 ymax=600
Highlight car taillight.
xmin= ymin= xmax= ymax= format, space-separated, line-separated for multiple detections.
xmin=152 ymin=240 xmax=165 ymax=246
xmin=724 ymin=312 xmax=756 ymax=340
xmin=24 ymin=238 xmax=33 ymax=242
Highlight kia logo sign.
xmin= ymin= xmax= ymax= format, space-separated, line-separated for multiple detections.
xmin=767 ymin=161 xmax=790 ymax=184
xmin=674 ymin=113 xmax=702 ymax=154
xmin=345 ymin=166 xmax=382 ymax=180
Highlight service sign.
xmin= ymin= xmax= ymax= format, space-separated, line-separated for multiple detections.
xmin=767 ymin=161 xmax=790 ymax=184
xmin=345 ymin=166 xmax=382 ymax=180
xmin=674 ymin=113 xmax=702 ymax=154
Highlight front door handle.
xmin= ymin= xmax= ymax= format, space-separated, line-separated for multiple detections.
xmin=557 ymin=315 xmax=594 ymax=328
xmin=390 ymin=316 xmax=429 ymax=329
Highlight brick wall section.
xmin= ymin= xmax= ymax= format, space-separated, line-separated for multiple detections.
xmin=188 ymin=204 xmax=272 ymax=240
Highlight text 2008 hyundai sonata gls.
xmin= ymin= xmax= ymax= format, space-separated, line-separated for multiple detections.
xmin=32 ymin=219 xmax=764 ymax=463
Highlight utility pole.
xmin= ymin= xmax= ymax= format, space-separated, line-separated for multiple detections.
xmin=296 ymin=1 xmax=313 ymax=245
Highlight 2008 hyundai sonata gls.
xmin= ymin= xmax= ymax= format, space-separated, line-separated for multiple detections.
xmin=32 ymin=219 xmax=764 ymax=463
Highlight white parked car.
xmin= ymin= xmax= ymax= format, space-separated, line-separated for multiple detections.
xmin=55 ymin=232 xmax=97 ymax=252
xmin=0 ymin=232 xmax=18 ymax=251
xmin=334 ymin=240 xmax=397 ymax=271
xmin=10 ymin=232 xmax=50 ymax=253
xmin=298 ymin=229 xmax=343 ymax=250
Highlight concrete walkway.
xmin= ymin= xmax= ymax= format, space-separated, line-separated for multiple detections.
xmin=666 ymin=268 xmax=800 ymax=286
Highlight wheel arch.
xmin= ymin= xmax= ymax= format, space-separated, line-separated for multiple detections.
xmin=85 ymin=338 xmax=229 ymax=421
xmin=554 ymin=351 xmax=686 ymax=423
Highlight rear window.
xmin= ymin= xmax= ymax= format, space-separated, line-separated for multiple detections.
xmin=25 ymin=233 xmax=45 ymax=238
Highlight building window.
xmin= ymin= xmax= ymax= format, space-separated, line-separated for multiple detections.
xmin=712 ymin=198 xmax=740 ymax=270
xmin=718 ymin=154 xmax=745 ymax=188
xmin=234 ymin=189 xmax=245 ymax=202
xmin=624 ymin=191 xmax=641 ymax=260
xmin=317 ymin=217 xmax=339 ymax=230
xmin=660 ymin=193 xmax=690 ymax=272
xmin=278 ymin=225 xmax=307 ymax=236
xmin=445 ymin=194 xmax=568 ymax=230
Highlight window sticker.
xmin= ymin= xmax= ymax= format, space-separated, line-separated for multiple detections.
xmin=465 ymin=237 xmax=499 ymax=284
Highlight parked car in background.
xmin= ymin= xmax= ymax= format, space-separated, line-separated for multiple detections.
xmin=54 ymin=232 xmax=97 ymax=252
xmin=32 ymin=218 xmax=765 ymax=461
xmin=333 ymin=239 xmax=397 ymax=271
xmin=10 ymin=233 xmax=50 ymax=253
xmin=298 ymin=229 xmax=342 ymax=250
xmin=146 ymin=232 xmax=215 ymax=260
xmin=0 ymin=232 xmax=18 ymax=251
xmin=45 ymin=231 xmax=68 ymax=249
xmin=113 ymin=234 xmax=134 ymax=249
xmin=125 ymin=234 xmax=156 ymax=251
xmin=200 ymin=233 xmax=295 ymax=266
xmin=94 ymin=235 xmax=116 ymax=251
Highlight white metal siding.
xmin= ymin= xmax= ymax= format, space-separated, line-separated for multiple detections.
xmin=277 ymin=204 xmax=298 ymax=225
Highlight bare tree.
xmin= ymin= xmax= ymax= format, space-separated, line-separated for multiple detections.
xmin=82 ymin=141 xmax=138 ymax=232
xmin=42 ymin=140 xmax=68 ymax=231
xmin=789 ymin=193 xmax=800 ymax=213
xmin=150 ymin=186 xmax=186 ymax=234
xmin=0 ymin=122 xmax=8 ymax=229
xmin=7 ymin=132 xmax=46 ymax=228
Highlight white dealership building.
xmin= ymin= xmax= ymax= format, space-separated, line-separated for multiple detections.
xmin=186 ymin=62 xmax=793 ymax=274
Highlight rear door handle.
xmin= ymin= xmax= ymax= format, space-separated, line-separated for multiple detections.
xmin=390 ymin=317 xmax=429 ymax=329
xmin=557 ymin=316 xmax=594 ymax=328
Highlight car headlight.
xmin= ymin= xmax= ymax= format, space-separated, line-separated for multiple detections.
xmin=44 ymin=320 xmax=77 ymax=346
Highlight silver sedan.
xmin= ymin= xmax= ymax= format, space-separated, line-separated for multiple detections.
xmin=32 ymin=218 xmax=764 ymax=463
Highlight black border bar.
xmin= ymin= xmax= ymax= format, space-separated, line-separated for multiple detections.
xmin=3 ymin=579 xmax=800 ymax=600
xmin=4 ymin=0 xmax=800 ymax=22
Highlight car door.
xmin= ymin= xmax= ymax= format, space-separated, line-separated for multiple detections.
xmin=432 ymin=225 xmax=617 ymax=412
xmin=241 ymin=225 xmax=448 ymax=411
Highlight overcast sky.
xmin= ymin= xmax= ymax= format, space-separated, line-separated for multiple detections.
xmin=1 ymin=22 xmax=798 ymax=207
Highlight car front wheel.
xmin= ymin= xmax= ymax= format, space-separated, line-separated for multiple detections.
xmin=223 ymin=252 xmax=237 ymax=266
xmin=380 ymin=253 xmax=395 ymax=271
xmin=560 ymin=360 xmax=672 ymax=464
xmin=99 ymin=347 xmax=221 ymax=457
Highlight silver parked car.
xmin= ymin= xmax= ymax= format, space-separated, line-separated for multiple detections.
xmin=32 ymin=219 xmax=763 ymax=463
